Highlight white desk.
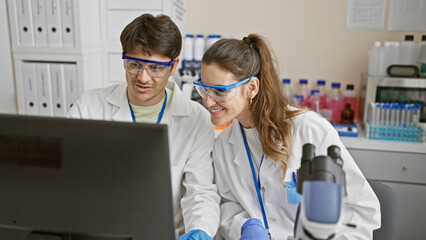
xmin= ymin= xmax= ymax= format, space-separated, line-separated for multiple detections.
xmin=341 ymin=133 xmax=426 ymax=240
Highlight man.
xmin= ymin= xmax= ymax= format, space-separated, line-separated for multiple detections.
xmin=68 ymin=14 xmax=220 ymax=240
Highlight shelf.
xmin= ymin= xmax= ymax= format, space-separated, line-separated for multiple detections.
xmin=340 ymin=127 xmax=426 ymax=154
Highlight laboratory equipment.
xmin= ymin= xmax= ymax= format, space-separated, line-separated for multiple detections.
xmin=0 ymin=114 xmax=175 ymax=240
xmin=294 ymin=143 xmax=348 ymax=240
xmin=362 ymin=76 xmax=426 ymax=129
xmin=282 ymin=78 xmax=293 ymax=100
xmin=326 ymin=82 xmax=344 ymax=122
xmin=294 ymin=79 xmax=309 ymax=106
xmin=342 ymin=84 xmax=357 ymax=121
xmin=194 ymin=34 xmax=205 ymax=62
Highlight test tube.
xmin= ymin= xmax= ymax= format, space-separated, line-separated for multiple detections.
xmin=390 ymin=104 xmax=396 ymax=127
xmin=385 ymin=103 xmax=390 ymax=126
xmin=380 ymin=103 xmax=386 ymax=126
xmin=375 ymin=103 xmax=381 ymax=126
xmin=395 ymin=104 xmax=400 ymax=127
xmin=413 ymin=104 xmax=421 ymax=127
xmin=406 ymin=105 xmax=412 ymax=127
xmin=400 ymin=104 xmax=406 ymax=127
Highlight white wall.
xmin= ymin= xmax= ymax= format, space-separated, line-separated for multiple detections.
xmin=186 ymin=0 xmax=426 ymax=94
xmin=0 ymin=0 xmax=17 ymax=114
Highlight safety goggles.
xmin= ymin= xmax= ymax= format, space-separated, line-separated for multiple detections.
xmin=122 ymin=53 xmax=175 ymax=77
xmin=193 ymin=76 xmax=254 ymax=102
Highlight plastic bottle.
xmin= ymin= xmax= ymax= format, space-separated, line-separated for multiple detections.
xmin=282 ymin=78 xmax=293 ymax=100
xmin=183 ymin=34 xmax=194 ymax=62
xmin=326 ymin=82 xmax=344 ymax=123
xmin=316 ymin=80 xmax=327 ymax=109
xmin=368 ymin=41 xmax=383 ymax=77
xmin=400 ymin=35 xmax=417 ymax=65
xmin=342 ymin=84 xmax=357 ymax=121
xmin=309 ymin=89 xmax=321 ymax=113
xmin=383 ymin=41 xmax=400 ymax=72
xmin=205 ymin=35 xmax=221 ymax=51
xmin=418 ymin=35 xmax=426 ymax=77
xmin=294 ymin=79 xmax=309 ymax=106
xmin=193 ymin=34 xmax=205 ymax=62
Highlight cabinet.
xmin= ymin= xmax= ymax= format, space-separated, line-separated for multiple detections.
xmin=341 ymin=134 xmax=426 ymax=239
xmin=6 ymin=0 xmax=186 ymax=116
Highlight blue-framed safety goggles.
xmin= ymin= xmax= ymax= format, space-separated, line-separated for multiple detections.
xmin=122 ymin=52 xmax=175 ymax=77
xmin=193 ymin=76 xmax=255 ymax=102
xmin=122 ymin=53 xmax=175 ymax=66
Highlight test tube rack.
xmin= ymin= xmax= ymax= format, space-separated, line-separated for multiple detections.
xmin=365 ymin=123 xmax=425 ymax=143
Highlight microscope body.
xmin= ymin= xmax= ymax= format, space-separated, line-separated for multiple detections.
xmin=293 ymin=144 xmax=347 ymax=240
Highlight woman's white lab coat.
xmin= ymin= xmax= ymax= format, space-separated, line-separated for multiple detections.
xmin=213 ymin=111 xmax=381 ymax=240
xmin=68 ymin=81 xmax=220 ymax=237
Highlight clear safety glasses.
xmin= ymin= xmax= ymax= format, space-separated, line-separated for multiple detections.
xmin=193 ymin=76 xmax=254 ymax=102
xmin=122 ymin=53 xmax=175 ymax=78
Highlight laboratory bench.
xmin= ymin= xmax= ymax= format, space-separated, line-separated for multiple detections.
xmin=340 ymin=131 xmax=426 ymax=239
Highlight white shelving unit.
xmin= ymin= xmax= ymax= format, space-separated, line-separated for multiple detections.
xmin=6 ymin=0 xmax=186 ymax=116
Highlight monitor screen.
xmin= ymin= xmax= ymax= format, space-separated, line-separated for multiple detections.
xmin=0 ymin=114 xmax=175 ymax=240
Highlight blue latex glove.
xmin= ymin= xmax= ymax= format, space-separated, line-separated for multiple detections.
xmin=240 ymin=218 xmax=269 ymax=240
xmin=177 ymin=229 xmax=213 ymax=240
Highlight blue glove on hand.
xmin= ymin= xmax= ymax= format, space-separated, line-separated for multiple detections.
xmin=240 ymin=218 xmax=269 ymax=240
xmin=177 ymin=229 xmax=213 ymax=240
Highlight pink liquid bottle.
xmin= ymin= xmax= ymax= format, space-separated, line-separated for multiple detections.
xmin=316 ymin=80 xmax=327 ymax=109
xmin=326 ymin=82 xmax=344 ymax=123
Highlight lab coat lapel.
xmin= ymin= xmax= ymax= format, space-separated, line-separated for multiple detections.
xmin=228 ymin=122 xmax=254 ymax=177
xmin=106 ymin=83 xmax=133 ymax=122
xmin=228 ymin=122 xmax=279 ymax=186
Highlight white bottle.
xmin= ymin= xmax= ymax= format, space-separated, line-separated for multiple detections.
xmin=417 ymin=35 xmax=426 ymax=77
xmin=183 ymin=34 xmax=194 ymax=62
xmin=368 ymin=41 xmax=382 ymax=77
xmin=294 ymin=79 xmax=309 ymax=106
xmin=309 ymin=89 xmax=321 ymax=113
xmin=389 ymin=41 xmax=401 ymax=66
xmin=382 ymin=41 xmax=392 ymax=76
xmin=205 ymin=35 xmax=221 ymax=51
xmin=282 ymin=78 xmax=292 ymax=100
xmin=194 ymin=34 xmax=205 ymax=62
xmin=400 ymin=35 xmax=417 ymax=65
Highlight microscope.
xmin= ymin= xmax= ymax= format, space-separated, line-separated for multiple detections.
xmin=293 ymin=143 xmax=348 ymax=240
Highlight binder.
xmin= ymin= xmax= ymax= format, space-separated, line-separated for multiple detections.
xmin=60 ymin=0 xmax=74 ymax=47
xmin=15 ymin=0 xmax=35 ymax=46
xmin=50 ymin=63 xmax=66 ymax=117
xmin=45 ymin=0 xmax=62 ymax=47
xmin=22 ymin=62 xmax=39 ymax=115
xmin=63 ymin=63 xmax=79 ymax=113
xmin=35 ymin=63 xmax=54 ymax=116
xmin=31 ymin=0 xmax=48 ymax=46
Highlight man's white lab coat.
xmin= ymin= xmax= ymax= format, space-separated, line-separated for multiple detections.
xmin=68 ymin=81 xmax=220 ymax=237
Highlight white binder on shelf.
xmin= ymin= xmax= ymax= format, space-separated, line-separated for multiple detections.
xmin=50 ymin=63 xmax=67 ymax=117
xmin=63 ymin=63 xmax=79 ymax=113
xmin=35 ymin=63 xmax=54 ymax=116
xmin=45 ymin=0 xmax=62 ymax=47
xmin=22 ymin=62 xmax=39 ymax=115
xmin=31 ymin=0 xmax=48 ymax=46
xmin=15 ymin=0 xmax=35 ymax=46
xmin=60 ymin=0 xmax=74 ymax=47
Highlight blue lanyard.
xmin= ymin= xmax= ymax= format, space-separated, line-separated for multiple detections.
xmin=128 ymin=89 xmax=167 ymax=124
xmin=240 ymin=123 xmax=271 ymax=238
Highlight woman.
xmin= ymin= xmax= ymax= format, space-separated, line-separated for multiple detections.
xmin=195 ymin=34 xmax=380 ymax=239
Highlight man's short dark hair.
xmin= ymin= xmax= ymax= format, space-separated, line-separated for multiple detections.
xmin=120 ymin=14 xmax=182 ymax=59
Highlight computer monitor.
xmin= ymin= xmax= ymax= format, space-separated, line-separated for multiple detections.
xmin=0 ymin=114 xmax=175 ymax=240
